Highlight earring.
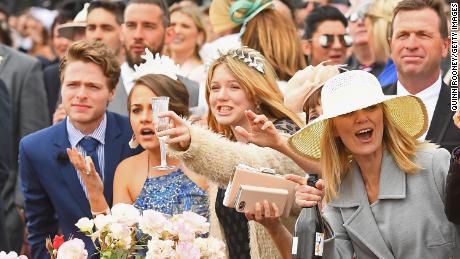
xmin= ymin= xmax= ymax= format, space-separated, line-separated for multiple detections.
xmin=129 ymin=134 xmax=138 ymax=149
xmin=255 ymin=103 xmax=262 ymax=113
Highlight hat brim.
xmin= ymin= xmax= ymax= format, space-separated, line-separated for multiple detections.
xmin=57 ymin=23 xmax=86 ymax=40
xmin=288 ymin=95 xmax=428 ymax=160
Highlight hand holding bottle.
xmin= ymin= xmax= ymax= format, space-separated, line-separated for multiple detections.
xmin=285 ymin=174 xmax=325 ymax=208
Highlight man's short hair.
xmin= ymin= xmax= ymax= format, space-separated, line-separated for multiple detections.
xmin=303 ymin=5 xmax=348 ymax=40
xmin=60 ymin=40 xmax=120 ymax=91
xmin=88 ymin=0 xmax=126 ymax=25
xmin=127 ymin=0 xmax=170 ymax=27
xmin=390 ymin=0 xmax=448 ymax=38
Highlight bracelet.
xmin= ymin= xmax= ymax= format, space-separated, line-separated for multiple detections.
xmin=91 ymin=207 xmax=110 ymax=217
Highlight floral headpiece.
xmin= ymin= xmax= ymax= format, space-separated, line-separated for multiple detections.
xmin=220 ymin=47 xmax=265 ymax=74
xmin=133 ymin=48 xmax=182 ymax=80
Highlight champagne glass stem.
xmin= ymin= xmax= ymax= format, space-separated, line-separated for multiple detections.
xmin=159 ymin=137 xmax=167 ymax=167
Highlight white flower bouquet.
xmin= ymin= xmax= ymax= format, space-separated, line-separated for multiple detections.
xmin=75 ymin=203 xmax=225 ymax=259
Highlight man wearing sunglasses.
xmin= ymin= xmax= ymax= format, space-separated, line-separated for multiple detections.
xmin=300 ymin=5 xmax=351 ymax=65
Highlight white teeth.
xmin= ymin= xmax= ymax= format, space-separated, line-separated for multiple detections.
xmin=219 ymin=106 xmax=232 ymax=112
xmin=358 ymin=128 xmax=372 ymax=134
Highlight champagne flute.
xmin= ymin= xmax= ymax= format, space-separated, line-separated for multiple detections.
xmin=152 ymin=96 xmax=175 ymax=170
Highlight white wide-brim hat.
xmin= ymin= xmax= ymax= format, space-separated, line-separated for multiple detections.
xmin=288 ymin=70 xmax=428 ymax=160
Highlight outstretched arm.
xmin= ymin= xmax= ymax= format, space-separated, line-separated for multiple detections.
xmin=157 ymin=111 xmax=306 ymax=186
xmin=234 ymin=110 xmax=320 ymax=174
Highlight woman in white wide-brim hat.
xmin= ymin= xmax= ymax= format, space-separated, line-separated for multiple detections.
xmin=241 ymin=70 xmax=460 ymax=258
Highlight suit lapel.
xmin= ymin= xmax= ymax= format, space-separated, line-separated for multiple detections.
xmin=382 ymin=83 xmax=397 ymax=95
xmin=426 ymin=82 xmax=453 ymax=143
xmin=53 ymin=119 xmax=91 ymax=214
xmin=328 ymin=152 xmax=401 ymax=259
xmin=103 ymin=112 xmax=124 ymax=207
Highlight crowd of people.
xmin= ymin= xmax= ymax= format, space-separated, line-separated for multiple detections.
xmin=0 ymin=0 xmax=458 ymax=258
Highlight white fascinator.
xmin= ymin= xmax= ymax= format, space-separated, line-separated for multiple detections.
xmin=132 ymin=48 xmax=183 ymax=80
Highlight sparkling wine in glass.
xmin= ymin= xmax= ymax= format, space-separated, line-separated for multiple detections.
xmin=152 ymin=96 xmax=175 ymax=170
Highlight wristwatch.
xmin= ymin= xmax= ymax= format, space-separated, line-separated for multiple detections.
xmin=452 ymin=146 xmax=460 ymax=165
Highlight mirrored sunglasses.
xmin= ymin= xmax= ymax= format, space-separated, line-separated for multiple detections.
xmin=318 ymin=34 xmax=353 ymax=48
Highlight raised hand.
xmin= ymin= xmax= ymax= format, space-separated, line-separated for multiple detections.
xmin=285 ymin=174 xmax=324 ymax=208
xmin=66 ymin=147 xmax=104 ymax=198
xmin=155 ymin=111 xmax=192 ymax=150
xmin=53 ymin=104 xmax=67 ymax=125
xmin=234 ymin=110 xmax=283 ymax=149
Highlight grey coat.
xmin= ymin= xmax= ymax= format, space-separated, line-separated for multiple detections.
xmin=323 ymin=147 xmax=460 ymax=259
xmin=0 ymin=44 xmax=49 ymax=252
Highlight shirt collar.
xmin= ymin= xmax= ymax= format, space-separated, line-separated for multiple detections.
xmin=66 ymin=113 xmax=107 ymax=147
xmin=396 ymin=75 xmax=442 ymax=98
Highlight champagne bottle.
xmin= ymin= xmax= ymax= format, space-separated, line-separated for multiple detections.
xmin=292 ymin=174 xmax=324 ymax=259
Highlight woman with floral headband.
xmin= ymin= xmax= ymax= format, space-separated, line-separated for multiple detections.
xmin=66 ymin=52 xmax=211 ymax=220
xmin=243 ymin=70 xmax=459 ymax=258
xmin=157 ymin=46 xmax=319 ymax=258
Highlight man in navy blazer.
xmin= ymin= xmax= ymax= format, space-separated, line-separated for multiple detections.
xmin=19 ymin=41 xmax=140 ymax=258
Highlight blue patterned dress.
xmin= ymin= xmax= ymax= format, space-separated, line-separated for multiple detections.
xmin=133 ymin=168 xmax=209 ymax=218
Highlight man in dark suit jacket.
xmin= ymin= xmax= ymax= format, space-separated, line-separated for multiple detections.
xmin=383 ymin=0 xmax=459 ymax=153
xmin=0 ymin=43 xmax=49 ymax=253
xmin=0 ymin=79 xmax=11 ymax=251
xmin=44 ymin=63 xmax=61 ymax=121
xmin=20 ymin=41 xmax=139 ymax=258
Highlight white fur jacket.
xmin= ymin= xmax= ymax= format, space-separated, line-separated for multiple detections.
xmin=168 ymin=124 xmax=304 ymax=259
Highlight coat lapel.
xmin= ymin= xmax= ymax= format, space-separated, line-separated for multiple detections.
xmin=103 ymin=112 xmax=124 ymax=207
xmin=53 ymin=119 xmax=91 ymax=214
xmin=329 ymin=151 xmax=404 ymax=259
xmin=425 ymin=82 xmax=453 ymax=143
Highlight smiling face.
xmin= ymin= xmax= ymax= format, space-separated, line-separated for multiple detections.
xmin=208 ymin=64 xmax=256 ymax=129
xmin=61 ymin=60 xmax=114 ymax=133
xmin=390 ymin=8 xmax=449 ymax=82
xmin=331 ymin=104 xmax=384 ymax=159
xmin=129 ymin=84 xmax=159 ymax=150
xmin=170 ymin=11 xmax=202 ymax=56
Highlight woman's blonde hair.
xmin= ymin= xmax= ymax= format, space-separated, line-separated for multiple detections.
xmin=206 ymin=47 xmax=303 ymax=139
xmin=241 ymin=8 xmax=306 ymax=81
xmin=365 ymin=0 xmax=401 ymax=63
xmin=320 ymin=104 xmax=424 ymax=202
xmin=168 ymin=3 xmax=207 ymax=61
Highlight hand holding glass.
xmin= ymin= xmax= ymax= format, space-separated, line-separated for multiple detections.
xmin=152 ymin=96 xmax=175 ymax=170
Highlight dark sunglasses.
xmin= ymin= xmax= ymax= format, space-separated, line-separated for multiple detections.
xmin=315 ymin=34 xmax=353 ymax=48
